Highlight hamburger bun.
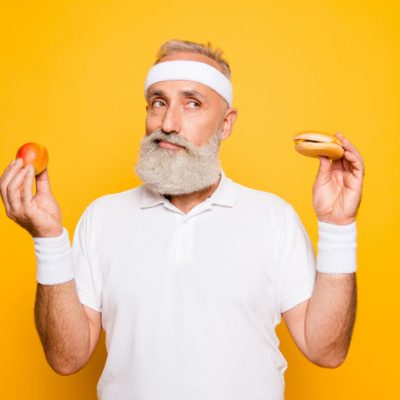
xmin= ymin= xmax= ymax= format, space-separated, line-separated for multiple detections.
xmin=293 ymin=132 xmax=344 ymax=160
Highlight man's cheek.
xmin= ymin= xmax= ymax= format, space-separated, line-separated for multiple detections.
xmin=145 ymin=119 xmax=159 ymax=133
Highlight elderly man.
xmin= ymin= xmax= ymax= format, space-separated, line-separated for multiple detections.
xmin=0 ymin=39 xmax=364 ymax=400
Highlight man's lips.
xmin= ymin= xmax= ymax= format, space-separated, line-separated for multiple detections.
xmin=156 ymin=139 xmax=186 ymax=150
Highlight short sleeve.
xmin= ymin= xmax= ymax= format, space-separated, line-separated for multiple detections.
xmin=277 ymin=205 xmax=316 ymax=313
xmin=72 ymin=205 xmax=102 ymax=312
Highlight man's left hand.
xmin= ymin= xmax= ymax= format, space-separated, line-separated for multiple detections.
xmin=312 ymin=132 xmax=364 ymax=225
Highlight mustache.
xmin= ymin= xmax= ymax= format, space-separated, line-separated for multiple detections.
xmin=146 ymin=129 xmax=191 ymax=151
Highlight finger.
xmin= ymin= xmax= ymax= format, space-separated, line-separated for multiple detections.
xmin=335 ymin=132 xmax=347 ymax=143
xmin=330 ymin=157 xmax=345 ymax=171
xmin=35 ymin=169 xmax=52 ymax=194
xmin=7 ymin=166 xmax=30 ymax=215
xmin=0 ymin=158 xmax=24 ymax=189
xmin=343 ymin=139 xmax=363 ymax=165
xmin=0 ymin=159 xmax=17 ymax=185
xmin=343 ymin=149 xmax=362 ymax=170
xmin=342 ymin=154 xmax=352 ymax=171
xmin=317 ymin=156 xmax=331 ymax=171
xmin=0 ymin=182 xmax=11 ymax=216
xmin=343 ymin=150 xmax=364 ymax=179
xmin=336 ymin=132 xmax=364 ymax=170
xmin=22 ymin=165 xmax=35 ymax=208
xmin=0 ymin=159 xmax=24 ymax=216
xmin=336 ymin=133 xmax=364 ymax=166
xmin=316 ymin=156 xmax=332 ymax=183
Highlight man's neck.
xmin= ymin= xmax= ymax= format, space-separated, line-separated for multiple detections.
xmin=165 ymin=174 xmax=222 ymax=214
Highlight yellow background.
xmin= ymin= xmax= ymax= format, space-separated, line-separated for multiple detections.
xmin=1 ymin=0 xmax=398 ymax=398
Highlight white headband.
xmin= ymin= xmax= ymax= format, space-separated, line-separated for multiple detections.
xmin=144 ymin=60 xmax=233 ymax=106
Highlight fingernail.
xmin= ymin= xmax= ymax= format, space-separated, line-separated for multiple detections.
xmin=10 ymin=159 xmax=16 ymax=166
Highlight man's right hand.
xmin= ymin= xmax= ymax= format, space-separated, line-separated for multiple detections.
xmin=0 ymin=158 xmax=63 ymax=238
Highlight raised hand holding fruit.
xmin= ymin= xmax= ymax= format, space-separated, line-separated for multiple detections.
xmin=0 ymin=144 xmax=62 ymax=237
xmin=16 ymin=142 xmax=49 ymax=175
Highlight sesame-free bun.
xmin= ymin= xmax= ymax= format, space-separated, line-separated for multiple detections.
xmin=293 ymin=132 xmax=344 ymax=160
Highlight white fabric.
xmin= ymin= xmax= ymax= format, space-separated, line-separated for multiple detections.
xmin=144 ymin=60 xmax=233 ymax=106
xmin=33 ymin=227 xmax=74 ymax=285
xmin=71 ymin=171 xmax=316 ymax=400
xmin=317 ymin=220 xmax=357 ymax=273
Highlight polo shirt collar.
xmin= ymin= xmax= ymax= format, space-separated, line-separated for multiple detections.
xmin=208 ymin=170 xmax=236 ymax=207
xmin=140 ymin=169 xmax=236 ymax=209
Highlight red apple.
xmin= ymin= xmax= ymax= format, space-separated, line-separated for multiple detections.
xmin=16 ymin=142 xmax=49 ymax=176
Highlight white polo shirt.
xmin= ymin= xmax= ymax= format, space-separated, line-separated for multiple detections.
xmin=72 ymin=171 xmax=316 ymax=400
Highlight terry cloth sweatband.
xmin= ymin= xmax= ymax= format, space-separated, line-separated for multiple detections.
xmin=33 ymin=227 xmax=75 ymax=285
xmin=316 ymin=220 xmax=357 ymax=274
xmin=144 ymin=60 xmax=233 ymax=106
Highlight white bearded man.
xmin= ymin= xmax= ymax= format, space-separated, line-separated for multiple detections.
xmin=0 ymin=39 xmax=364 ymax=399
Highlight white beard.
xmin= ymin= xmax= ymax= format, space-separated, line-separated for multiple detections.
xmin=135 ymin=128 xmax=222 ymax=196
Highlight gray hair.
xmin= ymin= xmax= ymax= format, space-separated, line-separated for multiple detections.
xmin=153 ymin=39 xmax=231 ymax=80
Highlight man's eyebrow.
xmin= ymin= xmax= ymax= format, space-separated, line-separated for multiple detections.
xmin=147 ymin=89 xmax=207 ymax=101
xmin=147 ymin=89 xmax=165 ymax=98
xmin=181 ymin=89 xmax=206 ymax=100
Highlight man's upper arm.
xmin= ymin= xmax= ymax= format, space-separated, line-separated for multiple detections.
xmin=282 ymin=298 xmax=310 ymax=359
xmin=82 ymin=305 xmax=102 ymax=358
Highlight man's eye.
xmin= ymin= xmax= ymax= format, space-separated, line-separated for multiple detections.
xmin=152 ymin=100 xmax=165 ymax=107
xmin=188 ymin=101 xmax=201 ymax=108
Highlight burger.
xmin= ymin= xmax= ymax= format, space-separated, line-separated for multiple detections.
xmin=293 ymin=132 xmax=344 ymax=160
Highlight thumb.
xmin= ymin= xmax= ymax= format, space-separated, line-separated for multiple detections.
xmin=35 ymin=169 xmax=52 ymax=194
xmin=315 ymin=156 xmax=331 ymax=182
xmin=318 ymin=156 xmax=331 ymax=174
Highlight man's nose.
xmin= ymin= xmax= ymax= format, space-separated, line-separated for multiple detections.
xmin=161 ymin=103 xmax=182 ymax=134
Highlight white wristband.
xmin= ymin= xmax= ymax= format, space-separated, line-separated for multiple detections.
xmin=33 ymin=227 xmax=75 ymax=285
xmin=316 ymin=220 xmax=357 ymax=274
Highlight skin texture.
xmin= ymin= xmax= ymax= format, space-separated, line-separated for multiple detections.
xmin=284 ymin=272 xmax=357 ymax=368
xmin=0 ymin=50 xmax=364 ymax=374
xmin=33 ymin=280 xmax=100 ymax=375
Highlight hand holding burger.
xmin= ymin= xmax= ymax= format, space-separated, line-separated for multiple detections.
xmin=296 ymin=132 xmax=365 ymax=225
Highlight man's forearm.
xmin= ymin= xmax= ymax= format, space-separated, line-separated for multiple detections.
xmin=34 ymin=279 xmax=90 ymax=375
xmin=304 ymin=272 xmax=357 ymax=367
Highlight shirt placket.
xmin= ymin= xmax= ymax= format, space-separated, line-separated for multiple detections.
xmin=163 ymin=199 xmax=212 ymax=268
xmin=174 ymin=215 xmax=194 ymax=267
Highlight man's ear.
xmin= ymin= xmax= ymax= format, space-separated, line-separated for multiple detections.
xmin=220 ymin=107 xmax=238 ymax=141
